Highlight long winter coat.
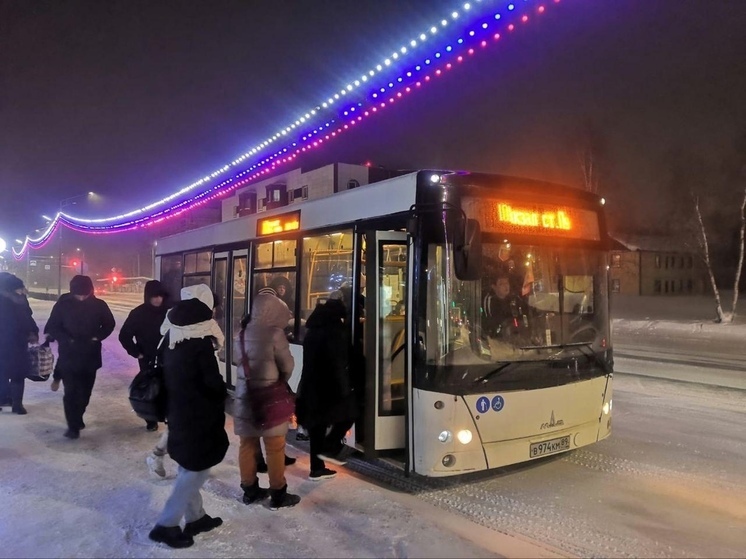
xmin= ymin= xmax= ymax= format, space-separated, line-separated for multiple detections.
xmin=0 ymin=291 xmax=38 ymax=381
xmin=118 ymin=280 xmax=170 ymax=368
xmin=295 ymin=300 xmax=357 ymax=429
xmin=233 ymin=293 xmax=295 ymax=438
xmin=44 ymin=294 xmax=115 ymax=373
xmin=163 ymin=298 xmax=229 ymax=472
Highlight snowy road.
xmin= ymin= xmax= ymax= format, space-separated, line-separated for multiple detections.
xmin=352 ymin=373 xmax=744 ymax=558
xmin=4 ymin=297 xmax=744 ymax=558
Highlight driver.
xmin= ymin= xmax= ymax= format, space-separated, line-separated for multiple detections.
xmin=482 ymin=273 xmax=527 ymax=339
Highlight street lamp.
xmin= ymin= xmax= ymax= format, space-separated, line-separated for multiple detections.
xmin=56 ymin=192 xmax=96 ymax=297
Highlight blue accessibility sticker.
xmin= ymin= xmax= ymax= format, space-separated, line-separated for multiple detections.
xmin=476 ymin=396 xmax=491 ymax=414
xmin=491 ymin=395 xmax=505 ymax=412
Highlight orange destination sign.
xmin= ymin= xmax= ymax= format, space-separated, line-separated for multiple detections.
xmin=462 ymin=198 xmax=600 ymax=241
xmin=257 ymin=210 xmax=301 ymax=236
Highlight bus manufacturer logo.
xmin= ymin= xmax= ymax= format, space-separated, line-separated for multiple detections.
xmin=540 ymin=410 xmax=564 ymax=430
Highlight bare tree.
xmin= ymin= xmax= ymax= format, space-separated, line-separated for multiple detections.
xmin=721 ymin=131 xmax=746 ymax=319
xmin=733 ymin=189 xmax=746 ymax=318
xmin=573 ymin=119 xmax=608 ymax=194
xmin=692 ymin=193 xmax=725 ymax=322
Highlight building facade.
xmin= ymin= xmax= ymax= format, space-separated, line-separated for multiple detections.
xmin=609 ymin=234 xmax=708 ymax=296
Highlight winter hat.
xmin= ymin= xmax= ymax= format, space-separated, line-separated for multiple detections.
xmin=0 ymin=273 xmax=25 ymax=293
xmin=180 ymin=283 xmax=215 ymax=311
xmin=70 ymin=275 xmax=94 ymax=296
xmin=144 ymin=279 xmax=168 ymax=301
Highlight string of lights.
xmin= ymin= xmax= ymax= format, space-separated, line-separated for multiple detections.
xmin=14 ymin=0 xmax=561 ymax=259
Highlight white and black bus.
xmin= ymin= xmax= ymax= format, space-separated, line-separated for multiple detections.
xmin=155 ymin=170 xmax=613 ymax=477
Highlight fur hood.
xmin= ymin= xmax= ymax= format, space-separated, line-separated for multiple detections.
xmin=249 ymin=292 xmax=291 ymax=330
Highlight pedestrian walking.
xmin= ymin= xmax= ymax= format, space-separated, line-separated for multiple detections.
xmin=119 ymin=280 xmax=171 ymax=431
xmin=44 ymin=275 xmax=115 ymax=438
xmin=295 ymin=295 xmax=357 ymax=479
xmin=0 ymin=273 xmax=39 ymax=414
xmin=148 ymin=284 xmax=227 ymax=549
xmin=233 ymin=291 xmax=301 ymax=510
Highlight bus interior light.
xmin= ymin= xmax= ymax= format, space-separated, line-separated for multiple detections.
xmin=438 ymin=430 xmax=452 ymax=443
xmin=457 ymin=429 xmax=473 ymax=444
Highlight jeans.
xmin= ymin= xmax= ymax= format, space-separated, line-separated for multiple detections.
xmin=153 ymin=430 xmax=169 ymax=457
xmin=63 ymin=369 xmax=97 ymax=431
xmin=239 ymin=435 xmax=286 ymax=489
xmin=157 ymin=466 xmax=210 ymax=527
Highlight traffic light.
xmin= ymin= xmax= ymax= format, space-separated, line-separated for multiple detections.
xmin=112 ymin=276 xmax=118 ymax=283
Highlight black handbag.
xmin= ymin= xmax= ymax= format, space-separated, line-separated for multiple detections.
xmin=128 ymin=337 xmax=167 ymax=422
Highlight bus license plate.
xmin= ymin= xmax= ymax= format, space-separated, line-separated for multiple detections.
xmin=530 ymin=436 xmax=570 ymax=458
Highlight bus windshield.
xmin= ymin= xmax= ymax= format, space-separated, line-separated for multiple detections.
xmin=420 ymin=240 xmax=611 ymax=394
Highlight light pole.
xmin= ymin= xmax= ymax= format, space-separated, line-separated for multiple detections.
xmin=56 ymin=192 xmax=95 ymax=297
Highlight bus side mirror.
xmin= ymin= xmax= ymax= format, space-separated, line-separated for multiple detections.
xmin=454 ymin=218 xmax=482 ymax=281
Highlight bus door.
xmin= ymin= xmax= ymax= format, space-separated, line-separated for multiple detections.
xmin=213 ymin=252 xmax=229 ymax=385
xmin=227 ymin=249 xmax=249 ymax=390
xmin=364 ymin=231 xmax=409 ymax=453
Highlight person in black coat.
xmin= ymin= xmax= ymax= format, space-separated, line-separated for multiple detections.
xmin=295 ymin=295 xmax=357 ymax=480
xmin=119 ymin=280 xmax=170 ymax=431
xmin=149 ymin=283 xmax=227 ymax=549
xmin=0 ymin=273 xmax=39 ymax=414
xmin=44 ymin=275 xmax=115 ymax=439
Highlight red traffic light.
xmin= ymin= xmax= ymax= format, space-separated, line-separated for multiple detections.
xmin=112 ymin=276 xmax=118 ymax=283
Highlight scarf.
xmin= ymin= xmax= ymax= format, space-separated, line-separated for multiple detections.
xmin=160 ymin=316 xmax=225 ymax=350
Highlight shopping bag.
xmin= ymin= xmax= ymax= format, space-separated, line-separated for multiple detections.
xmin=27 ymin=343 xmax=54 ymax=382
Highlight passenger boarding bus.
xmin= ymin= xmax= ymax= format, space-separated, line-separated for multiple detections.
xmin=155 ymin=170 xmax=613 ymax=477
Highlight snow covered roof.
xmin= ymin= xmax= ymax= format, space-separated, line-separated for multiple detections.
xmin=609 ymin=232 xmax=695 ymax=253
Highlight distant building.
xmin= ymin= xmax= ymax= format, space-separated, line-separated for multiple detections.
xmin=221 ymin=162 xmax=403 ymax=221
xmin=609 ymin=234 xmax=708 ymax=296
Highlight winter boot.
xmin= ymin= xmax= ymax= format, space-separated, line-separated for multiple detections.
xmin=146 ymin=452 xmax=166 ymax=477
xmin=184 ymin=514 xmax=222 ymax=537
xmin=268 ymin=484 xmax=301 ymax=511
xmin=241 ymin=480 xmax=269 ymax=504
xmin=148 ymin=525 xmax=194 ymax=548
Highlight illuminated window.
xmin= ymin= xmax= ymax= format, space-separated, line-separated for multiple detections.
xmin=611 ymin=253 xmax=621 ymax=268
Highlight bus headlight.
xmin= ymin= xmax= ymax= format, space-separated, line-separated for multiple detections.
xmin=438 ymin=430 xmax=452 ymax=443
xmin=456 ymin=429 xmax=473 ymax=444
xmin=603 ymin=400 xmax=612 ymax=415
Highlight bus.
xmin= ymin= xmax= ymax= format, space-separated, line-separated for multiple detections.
xmin=155 ymin=170 xmax=613 ymax=477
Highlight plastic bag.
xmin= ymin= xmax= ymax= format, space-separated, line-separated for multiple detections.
xmin=27 ymin=344 xmax=54 ymax=382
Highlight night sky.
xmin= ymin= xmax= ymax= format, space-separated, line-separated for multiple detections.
xmin=2 ymin=0 xmax=746 ymax=246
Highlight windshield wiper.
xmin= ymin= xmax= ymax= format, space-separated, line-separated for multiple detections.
xmin=519 ymin=341 xmax=611 ymax=373
xmin=476 ymin=362 xmax=522 ymax=383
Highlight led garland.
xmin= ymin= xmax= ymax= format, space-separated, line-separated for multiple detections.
xmin=15 ymin=0 xmax=561 ymax=258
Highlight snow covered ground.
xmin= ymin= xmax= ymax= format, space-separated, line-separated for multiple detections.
xmin=1 ymin=299 xmax=559 ymax=559
xmin=2 ymin=293 xmax=742 ymax=558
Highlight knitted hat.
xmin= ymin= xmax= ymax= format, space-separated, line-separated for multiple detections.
xmin=0 ymin=273 xmax=25 ymax=293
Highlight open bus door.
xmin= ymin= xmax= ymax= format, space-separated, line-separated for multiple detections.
xmin=211 ymin=249 xmax=250 ymax=391
xmin=213 ymin=252 xmax=229 ymax=386
xmin=359 ymin=231 xmax=410 ymax=460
